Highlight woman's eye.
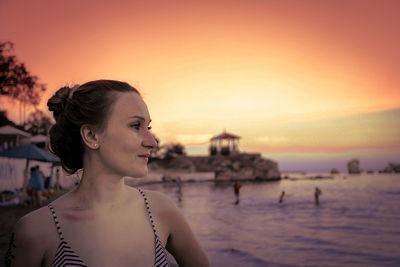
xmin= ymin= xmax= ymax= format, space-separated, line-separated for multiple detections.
xmin=130 ymin=122 xmax=151 ymax=131
xmin=131 ymin=123 xmax=141 ymax=129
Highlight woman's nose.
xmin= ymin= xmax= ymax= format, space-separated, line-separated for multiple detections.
xmin=142 ymin=130 xmax=157 ymax=148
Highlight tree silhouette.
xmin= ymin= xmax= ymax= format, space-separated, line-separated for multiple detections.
xmin=0 ymin=41 xmax=46 ymax=106
xmin=161 ymin=143 xmax=186 ymax=159
xmin=23 ymin=110 xmax=53 ymax=135
xmin=0 ymin=110 xmax=16 ymax=127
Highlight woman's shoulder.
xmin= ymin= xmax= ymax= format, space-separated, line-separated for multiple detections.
xmin=7 ymin=205 xmax=60 ymax=266
xmin=10 ymin=205 xmax=56 ymax=265
xmin=135 ymin=188 xmax=182 ymax=242
xmin=13 ymin=205 xmax=54 ymax=240
xmin=137 ymin=188 xmax=210 ymax=266
xmin=138 ymin=188 xmax=177 ymax=212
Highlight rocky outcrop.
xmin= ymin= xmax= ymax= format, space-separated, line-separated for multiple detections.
xmin=149 ymin=153 xmax=281 ymax=182
xmin=347 ymin=159 xmax=361 ymax=174
xmin=190 ymin=153 xmax=281 ymax=182
xmin=379 ymin=163 xmax=400 ymax=173
xmin=330 ymin=168 xmax=339 ymax=174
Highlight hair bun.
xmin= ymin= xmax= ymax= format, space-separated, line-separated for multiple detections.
xmin=47 ymin=86 xmax=74 ymax=120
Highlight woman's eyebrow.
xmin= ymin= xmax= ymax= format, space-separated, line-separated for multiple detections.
xmin=128 ymin=115 xmax=152 ymax=123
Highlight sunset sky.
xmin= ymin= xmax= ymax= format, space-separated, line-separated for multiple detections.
xmin=1 ymin=0 xmax=399 ymax=172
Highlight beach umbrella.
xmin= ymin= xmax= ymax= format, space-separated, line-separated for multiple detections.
xmin=0 ymin=144 xmax=60 ymax=162
xmin=0 ymin=144 xmax=60 ymax=203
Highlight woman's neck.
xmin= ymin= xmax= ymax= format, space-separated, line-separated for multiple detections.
xmin=71 ymin=169 xmax=128 ymax=211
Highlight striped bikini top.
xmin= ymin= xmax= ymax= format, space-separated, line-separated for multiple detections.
xmin=48 ymin=188 xmax=169 ymax=267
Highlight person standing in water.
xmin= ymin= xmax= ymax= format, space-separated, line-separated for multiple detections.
xmin=315 ymin=186 xmax=322 ymax=205
xmin=279 ymin=191 xmax=285 ymax=203
xmin=234 ymin=180 xmax=241 ymax=205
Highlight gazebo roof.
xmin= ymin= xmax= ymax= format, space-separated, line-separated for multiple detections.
xmin=29 ymin=134 xmax=47 ymax=143
xmin=210 ymin=131 xmax=241 ymax=141
xmin=0 ymin=125 xmax=31 ymax=137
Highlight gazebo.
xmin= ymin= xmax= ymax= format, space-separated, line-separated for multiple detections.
xmin=209 ymin=130 xmax=241 ymax=156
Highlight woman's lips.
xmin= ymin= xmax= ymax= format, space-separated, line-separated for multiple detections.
xmin=138 ymin=155 xmax=149 ymax=162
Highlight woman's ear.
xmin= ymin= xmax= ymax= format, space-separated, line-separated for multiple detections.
xmin=80 ymin=124 xmax=100 ymax=150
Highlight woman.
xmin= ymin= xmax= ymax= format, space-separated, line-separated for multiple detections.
xmin=6 ymin=80 xmax=209 ymax=267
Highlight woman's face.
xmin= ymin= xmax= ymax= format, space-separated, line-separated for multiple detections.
xmin=96 ymin=91 xmax=156 ymax=178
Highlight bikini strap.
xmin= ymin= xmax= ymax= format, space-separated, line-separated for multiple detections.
xmin=48 ymin=204 xmax=64 ymax=240
xmin=137 ymin=188 xmax=160 ymax=237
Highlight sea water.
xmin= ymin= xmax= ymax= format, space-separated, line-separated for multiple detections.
xmin=140 ymin=174 xmax=400 ymax=267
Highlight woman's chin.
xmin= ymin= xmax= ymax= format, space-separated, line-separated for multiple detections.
xmin=128 ymin=167 xmax=148 ymax=178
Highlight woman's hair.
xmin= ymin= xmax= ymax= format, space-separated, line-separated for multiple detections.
xmin=47 ymin=80 xmax=140 ymax=174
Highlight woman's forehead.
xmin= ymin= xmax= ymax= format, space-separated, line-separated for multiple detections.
xmin=112 ymin=92 xmax=150 ymax=119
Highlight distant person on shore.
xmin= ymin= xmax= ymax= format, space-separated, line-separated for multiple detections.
xmin=279 ymin=190 xmax=285 ymax=203
xmin=315 ymin=186 xmax=322 ymax=205
xmin=37 ymin=165 xmax=46 ymax=182
xmin=176 ymin=177 xmax=182 ymax=202
xmin=54 ymin=168 xmax=61 ymax=191
xmin=6 ymin=80 xmax=209 ymax=267
xmin=234 ymin=180 xmax=242 ymax=204
xmin=27 ymin=166 xmax=45 ymax=207
xmin=26 ymin=167 xmax=35 ymax=204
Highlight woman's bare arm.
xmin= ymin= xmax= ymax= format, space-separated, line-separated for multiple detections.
xmin=165 ymin=207 xmax=209 ymax=267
